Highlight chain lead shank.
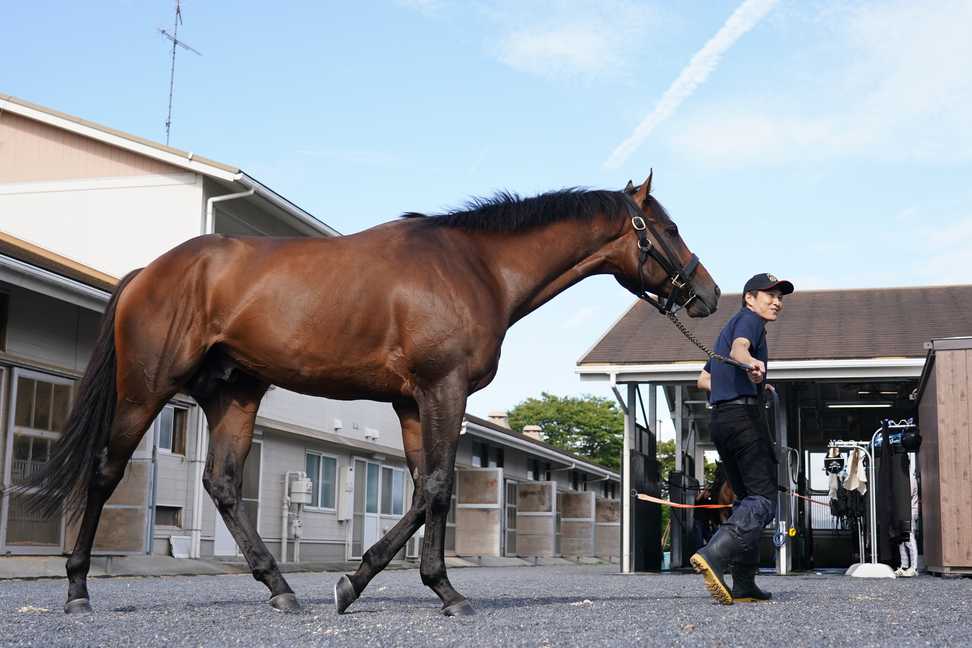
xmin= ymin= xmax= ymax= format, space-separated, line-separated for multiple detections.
xmin=665 ymin=311 xmax=751 ymax=371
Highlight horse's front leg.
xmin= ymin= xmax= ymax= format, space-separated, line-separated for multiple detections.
xmin=414 ymin=375 xmax=474 ymax=616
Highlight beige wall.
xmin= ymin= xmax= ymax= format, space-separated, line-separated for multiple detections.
xmin=0 ymin=110 xmax=181 ymax=184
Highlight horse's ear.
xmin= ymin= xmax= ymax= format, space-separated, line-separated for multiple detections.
xmin=629 ymin=172 xmax=652 ymax=208
xmin=644 ymin=169 xmax=653 ymax=195
xmin=624 ymin=180 xmax=635 ymax=194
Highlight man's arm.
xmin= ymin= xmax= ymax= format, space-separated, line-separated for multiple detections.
xmin=730 ymin=337 xmax=765 ymax=383
xmin=697 ymin=368 xmax=711 ymax=392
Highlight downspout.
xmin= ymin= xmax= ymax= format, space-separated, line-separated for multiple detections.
xmin=280 ymin=470 xmax=304 ymax=563
xmin=204 ymin=188 xmax=255 ymax=234
xmin=188 ymin=188 xmax=256 ymax=559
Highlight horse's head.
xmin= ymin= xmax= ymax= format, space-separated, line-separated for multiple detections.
xmin=614 ymin=172 xmax=720 ymax=318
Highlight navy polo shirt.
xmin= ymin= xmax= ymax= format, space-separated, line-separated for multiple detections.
xmin=704 ymin=307 xmax=768 ymax=404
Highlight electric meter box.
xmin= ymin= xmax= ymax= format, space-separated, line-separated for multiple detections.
xmin=289 ymin=477 xmax=314 ymax=505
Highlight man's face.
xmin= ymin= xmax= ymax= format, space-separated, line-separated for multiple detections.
xmin=746 ymin=289 xmax=784 ymax=321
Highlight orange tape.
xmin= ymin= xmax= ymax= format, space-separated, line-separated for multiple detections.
xmin=634 ymin=492 xmax=732 ymax=509
xmin=788 ymin=491 xmax=832 ymax=508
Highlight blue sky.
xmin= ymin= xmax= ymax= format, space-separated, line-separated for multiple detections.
xmin=3 ymin=1 xmax=971 ymax=419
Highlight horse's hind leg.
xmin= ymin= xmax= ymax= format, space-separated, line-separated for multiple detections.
xmin=335 ymin=399 xmax=427 ymax=613
xmin=65 ymin=397 xmax=171 ymax=612
xmin=196 ymin=374 xmax=298 ymax=611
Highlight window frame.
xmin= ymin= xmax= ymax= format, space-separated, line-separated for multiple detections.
xmin=0 ymin=290 xmax=8 ymax=352
xmin=156 ymin=405 xmax=188 ymax=456
xmin=154 ymin=505 xmax=183 ymax=528
xmin=379 ymin=465 xmax=406 ymax=517
xmin=304 ymin=450 xmax=340 ymax=513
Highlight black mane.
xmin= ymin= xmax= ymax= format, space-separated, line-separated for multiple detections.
xmin=402 ymin=188 xmax=636 ymax=232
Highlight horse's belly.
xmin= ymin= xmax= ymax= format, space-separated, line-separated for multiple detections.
xmin=227 ymin=347 xmax=409 ymax=402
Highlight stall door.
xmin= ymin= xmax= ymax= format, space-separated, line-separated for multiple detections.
xmin=454 ymin=468 xmax=502 ymax=556
xmin=504 ymin=480 xmax=518 ymax=556
xmin=516 ymin=481 xmax=557 ymax=557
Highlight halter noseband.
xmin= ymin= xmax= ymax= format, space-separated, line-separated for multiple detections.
xmin=630 ymin=212 xmax=700 ymax=314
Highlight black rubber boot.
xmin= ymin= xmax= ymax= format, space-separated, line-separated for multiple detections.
xmin=731 ymin=564 xmax=772 ymax=602
xmin=690 ymin=529 xmax=740 ymax=605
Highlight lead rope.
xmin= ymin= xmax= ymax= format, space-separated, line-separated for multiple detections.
xmin=664 ymin=311 xmax=750 ymax=370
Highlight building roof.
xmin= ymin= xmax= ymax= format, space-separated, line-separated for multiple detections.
xmin=463 ymin=413 xmax=620 ymax=480
xmin=916 ymin=336 xmax=972 ymax=403
xmin=1 ymin=230 xmax=117 ymax=292
xmin=580 ymin=285 xmax=972 ymax=366
xmin=0 ymin=93 xmax=340 ymax=237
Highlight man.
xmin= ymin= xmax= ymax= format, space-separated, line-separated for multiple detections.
xmin=692 ymin=273 xmax=793 ymax=605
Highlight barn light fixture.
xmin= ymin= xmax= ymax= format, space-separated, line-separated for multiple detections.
xmin=826 ymin=402 xmax=892 ymax=409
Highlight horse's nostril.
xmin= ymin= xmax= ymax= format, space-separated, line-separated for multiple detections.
xmin=714 ymin=286 xmax=722 ymax=299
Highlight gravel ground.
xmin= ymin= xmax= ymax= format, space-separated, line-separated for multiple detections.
xmin=0 ymin=565 xmax=969 ymax=647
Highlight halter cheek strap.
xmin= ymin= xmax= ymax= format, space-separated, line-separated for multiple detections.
xmin=627 ymin=205 xmax=749 ymax=371
xmin=630 ymin=215 xmax=700 ymax=314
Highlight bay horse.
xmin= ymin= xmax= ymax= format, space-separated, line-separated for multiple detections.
xmin=695 ymin=463 xmax=734 ymax=544
xmin=23 ymin=173 xmax=720 ymax=616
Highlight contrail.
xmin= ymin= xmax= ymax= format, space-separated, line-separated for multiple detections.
xmin=605 ymin=0 xmax=779 ymax=169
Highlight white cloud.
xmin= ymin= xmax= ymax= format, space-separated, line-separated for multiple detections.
xmin=485 ymin=1 xmax=657 ymax=81
xmin=669 ymin=0 xmax=972 ymax=165
xmin=605 ymin=0 xmax=779 ymax=168
xmin=499 ymin=24 xmax=623 ymax=78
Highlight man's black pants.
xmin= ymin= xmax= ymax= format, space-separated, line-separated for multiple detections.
xmin=710 ymin=404 xmax=778 ymax=563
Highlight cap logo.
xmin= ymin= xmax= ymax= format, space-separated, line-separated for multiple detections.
xmin=767 ymin=274 xmax=777 ymax=282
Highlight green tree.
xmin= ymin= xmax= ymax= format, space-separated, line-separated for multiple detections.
xmin=507 ymin=393 xmax=623 ymax=470
xmin=656 ymin=439 xmax=676 ymax=481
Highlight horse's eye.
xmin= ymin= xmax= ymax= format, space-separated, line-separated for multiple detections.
xmin=667 ymin=226 xmax=679 ymax=237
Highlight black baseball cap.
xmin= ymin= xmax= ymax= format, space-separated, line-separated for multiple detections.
xmin=744 ymin=273 xmax=794 ymax=295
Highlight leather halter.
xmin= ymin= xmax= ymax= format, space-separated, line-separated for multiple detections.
xmin=629 ymin=212 xmax=700 ymax=314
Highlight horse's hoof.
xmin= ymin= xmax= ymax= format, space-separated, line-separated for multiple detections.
xmin=269 ymin=592 xmax=301 ymax=613
xmin=442 ymin=600 xmax=476 ymax=617
xmin=64 ymin=598 xmax=92 ymax=614
xmin=334 ymin=575 xmax=357 ymax=614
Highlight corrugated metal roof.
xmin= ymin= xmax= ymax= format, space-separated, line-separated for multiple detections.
xmin=580 ymin=285 xmax=972 ymax=365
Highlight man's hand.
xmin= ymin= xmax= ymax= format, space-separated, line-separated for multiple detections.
xmin=764 ymin=383 xmax=776 ymax=393
xmin=747 ymin=359 xmax=766 ymax=384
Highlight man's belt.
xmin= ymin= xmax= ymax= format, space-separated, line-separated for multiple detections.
xmin=713 ymin=396 xmax=760 ymax=407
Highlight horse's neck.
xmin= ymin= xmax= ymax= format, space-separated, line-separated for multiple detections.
xmin=472 ymin=217 xmax=621 ymax=324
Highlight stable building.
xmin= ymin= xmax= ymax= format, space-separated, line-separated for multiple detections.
xmin=577 ymin=286 xmax=972 ymax=573
xmin=0 ymin=88 xmax=407 ymax=562
xmin=451 ymin=414 xmax=620 ymax=561
xmin=0 ymin=93 xmax=620 ymax=566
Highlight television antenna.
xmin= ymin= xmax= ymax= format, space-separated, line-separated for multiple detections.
xmin=159 ymin=0 xmax=201 ymax=145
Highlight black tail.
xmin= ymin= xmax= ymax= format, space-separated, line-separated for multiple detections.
xmin=15 ymin=269 xmax=141 ymax=520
